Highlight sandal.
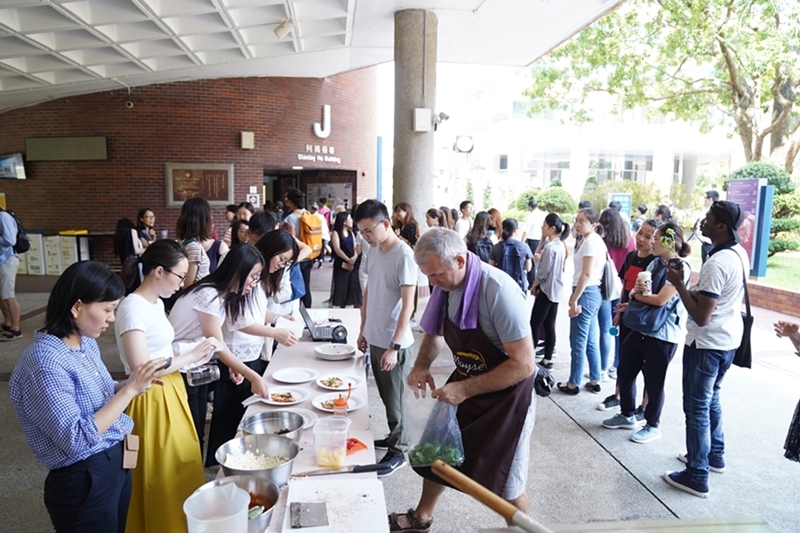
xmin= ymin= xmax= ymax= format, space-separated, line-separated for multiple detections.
xmin=388 ymin=508 xmax=433 ymax=533
xmin=0 ymin=328 xmax=21 ymax=341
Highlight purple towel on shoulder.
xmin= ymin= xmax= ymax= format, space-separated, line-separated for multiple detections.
xmin=420 ymin=251 xmax=482 ymax=334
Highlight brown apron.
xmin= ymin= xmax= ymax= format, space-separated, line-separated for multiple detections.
xmin=413 ymin=295 xmax=536 ymax=496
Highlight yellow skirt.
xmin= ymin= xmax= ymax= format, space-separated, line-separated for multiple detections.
xmin=126 ymin=371 xmax=205 ymax=533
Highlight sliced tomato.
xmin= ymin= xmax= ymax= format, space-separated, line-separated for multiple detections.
xmin=346 ymin=437 xmax=368 ymax=455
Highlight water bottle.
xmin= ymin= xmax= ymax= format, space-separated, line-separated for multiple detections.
xmin=186 ymin=364 xmax=220 ymax=387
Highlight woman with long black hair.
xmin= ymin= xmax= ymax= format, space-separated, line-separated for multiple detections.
xmin=330 ymin=211 xmax=362 ymax=308
xmin=116 ymin=240 xmax=216 ymax=532
xmin=168 ymin=243 xmax=268 ymax=452
xmin=204 ymin=231 xmax=301 ymax=466
xmin=466 ymin=211 xmax=493 ymax=263
xmin=530 ymin=214 xmax=569 ymax=370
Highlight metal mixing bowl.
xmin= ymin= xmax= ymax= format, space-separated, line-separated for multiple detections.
xmin=241 ymin=411 xmax=304 ymax=443
xmin=215 ymin=434 xmax=299 ymax=486
xmin=195 ymin=475 xmax=280 ymax=533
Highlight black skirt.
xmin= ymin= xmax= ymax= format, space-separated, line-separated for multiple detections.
xmin=784 ymin=399 xmax=800 ymax=462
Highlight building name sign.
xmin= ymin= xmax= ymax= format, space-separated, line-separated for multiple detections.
xmin=295 ymin=105 xmax=342 ymax=165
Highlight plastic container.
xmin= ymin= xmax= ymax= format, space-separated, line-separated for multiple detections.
xmin=187 ymin=363 xmax=220 ymax=387
xmin=184 ymin=483 xmax=249 ymax=533
xmin=314 ymin=416 xmax=351 ymax=467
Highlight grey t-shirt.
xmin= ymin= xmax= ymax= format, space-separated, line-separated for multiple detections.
xmin=363 ymin=240 xmax=417 ymax=349
xmin=447 ymin=262 xmax=531 ymax=353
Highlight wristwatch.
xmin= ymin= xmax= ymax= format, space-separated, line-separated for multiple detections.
xmin=389 ymin=342 xmax=402 ymax=351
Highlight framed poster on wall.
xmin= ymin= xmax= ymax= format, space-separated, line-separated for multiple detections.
xmin=307 ymin=183 xmax=353 ymax=212
xmin=166 ymin=163 xmax=234 ymax=207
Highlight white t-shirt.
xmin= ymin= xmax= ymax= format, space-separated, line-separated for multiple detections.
xmin=283 ymin=211 xmax=302 ymax=236
xmin=685 ymin=244 xmax=747 ymax=351
xmin=314 ymin=213 xmax=331 ymax=240
xmin=363 ymin=240 xmax=417 ymax=349
xmin=115 ymin=293 xmax=174 ymax=375
xmin=572 ymin=232 xmax=607 ymax=287
xmin=169 ymin=286 xmax=226 ymax=349
xmin=454 ymin=217 xmax=471 ymax=238
xmin=224 ymin=287 xmax=269 ymax=362
xmin=523 ymin=208 xmax=546 ymax=241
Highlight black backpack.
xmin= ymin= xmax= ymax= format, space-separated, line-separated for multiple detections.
xmin=0 ymin=208 xmax=30 ymax=254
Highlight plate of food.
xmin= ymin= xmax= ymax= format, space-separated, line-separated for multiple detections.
xmin=314 ymin=343 xmax=357 ymax=361
xmin=272 ymin=367 xmax=319 ymax=384
xmin=275 ymin=407 xmax=318 ymax=430
xmin=311 ymin=392 xmax=366 ymax=413
xmin=316 ymin=373 xmax=365 ymax=391
xmin=259 ymin=388 xmax=308 ymax=406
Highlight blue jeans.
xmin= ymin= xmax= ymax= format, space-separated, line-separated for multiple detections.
xmin=682 ymin=343 xmax=736 ymax=483
xmin=569 ymin=285 xmax=602 ymax=385
xmin=597 ymin=298 xmax=619 ymax=371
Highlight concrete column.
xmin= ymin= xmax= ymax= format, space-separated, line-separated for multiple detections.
xmin=393 ymin=9 xmax=437 ymax=212
xmin=682 ymin=153 xmax=698 ymax=208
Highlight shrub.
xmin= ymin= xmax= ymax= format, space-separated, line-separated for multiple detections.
xmin=771 ymin=218 xmax=800 ymax=235
xmin=769 ymin=239 xmax=799 ymax=257
xmin=581 ymin=180 xmax=663 ymax=216
xmin=537 ymin=187 xmax=577 ymax=216
xmin=549 ymin=178 xmax=562 ymax=188
xmin=772 ymin=190 xmax=800 ymax=219
xmin=725 ymin=162 xmax=795 ymax=195
xmin=512 ymin=188 xmax=543 ymax=211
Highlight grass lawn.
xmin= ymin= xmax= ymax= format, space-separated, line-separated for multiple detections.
xmin=761 ymin=252 xmax=800 ymax=292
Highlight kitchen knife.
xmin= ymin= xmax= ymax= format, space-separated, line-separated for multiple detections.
xmin=292 ymin=463 xmax=384 ymax=477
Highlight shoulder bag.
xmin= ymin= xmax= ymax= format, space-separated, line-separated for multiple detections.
xmin=732 ymin=251 xmax=753 ymax=368
xmin=600 ymin=252 xmax=622 ymax=301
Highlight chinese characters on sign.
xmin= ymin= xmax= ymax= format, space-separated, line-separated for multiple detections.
xmin=297 ymin=144 xmax=342 ymax=165
xmin=166 ymin=163 xmax=234 ymax=206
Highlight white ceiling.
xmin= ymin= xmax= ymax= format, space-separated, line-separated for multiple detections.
xmin=0 ymin=0 xmax=622 ymax=112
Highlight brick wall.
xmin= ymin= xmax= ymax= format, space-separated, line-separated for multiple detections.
xmin=748 ymin=282 xmax=800 ymax=319
xmin=0 ymin=68 xmax=377 ymax=265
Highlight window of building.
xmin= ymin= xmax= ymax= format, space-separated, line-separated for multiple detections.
xmin=499 ymin=155 xmax=508 ymax=171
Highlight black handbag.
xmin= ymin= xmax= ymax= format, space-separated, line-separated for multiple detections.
xmin=732 ymin=255 xmax=753 ymax=369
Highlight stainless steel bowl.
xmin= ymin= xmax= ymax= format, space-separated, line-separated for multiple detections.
xmin=215 ymin=434 xmax=299 ymax=487
xmin=241 ymin=411 xmax=304 ymax=443
xmin=195 ymin=475 xmax=280 ymax=533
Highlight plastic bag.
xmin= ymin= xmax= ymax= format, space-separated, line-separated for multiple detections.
xmin=404 ymin=386 xmax=465 ymax=467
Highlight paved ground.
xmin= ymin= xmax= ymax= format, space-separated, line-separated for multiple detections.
xmin=1 ymin=262 xmax=799 ymax=532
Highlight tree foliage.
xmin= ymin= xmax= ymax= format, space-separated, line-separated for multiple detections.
xmin=466 ymin=179 xmax=474 ymax=204
xmin=724 ymin=161 xmax=795 ymax=195
xmin=580 ymin=180 xmax=664 ymax=217
xmin=536 ymin=187 xmax=578 ymax=215
xmin=525 ymin=0 xmax=800 ymax=172
xmin=512 ymin=188 xmax=543 ymax=211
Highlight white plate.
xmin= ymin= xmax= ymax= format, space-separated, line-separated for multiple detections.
xmin=251 ymin=387 xmax=308 ymax=406
xmin=311 ymin=392 xmax=367 ymax=413
xmin=316 ymin=373 xmax=365 ymax=391
xmin=275 ymin=407 xmax=318 ymax=430
xmin=314 ymin=343 xmax=357 ymax=361
xmin=271 ymin=367 xmax=319 ymax=384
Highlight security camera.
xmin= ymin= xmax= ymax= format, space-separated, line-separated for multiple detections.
xmin=438 ymin=112 xmax=450 ymax=121
xmin=125 ymin=100 xmax=134 ymax=108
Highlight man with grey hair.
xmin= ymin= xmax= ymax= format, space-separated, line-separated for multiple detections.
xmin=387 ymin=227 xmax=538 ymax=531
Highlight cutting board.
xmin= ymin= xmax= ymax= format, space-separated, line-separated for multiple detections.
xmin=280 ymin=478 xmax=388 ymax=533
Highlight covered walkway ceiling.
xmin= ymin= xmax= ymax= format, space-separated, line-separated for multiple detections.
xmin=0 ymin=0 xmax=622 ymax=113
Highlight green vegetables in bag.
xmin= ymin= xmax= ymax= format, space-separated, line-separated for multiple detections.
xmin=408 ymin=440 xmax=464 ymax=467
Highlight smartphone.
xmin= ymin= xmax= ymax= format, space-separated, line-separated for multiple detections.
xmin=157 ymin=356 xmax=172 ymax=372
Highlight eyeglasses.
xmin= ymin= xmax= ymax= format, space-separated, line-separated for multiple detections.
xmin=361 ymin=220 xmax=386 ymax=235
xmin=165 ymin=269 xmax=186 ymax=283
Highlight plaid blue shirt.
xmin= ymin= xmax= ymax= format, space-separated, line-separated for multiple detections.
xmin=9 ymin=330 xmax=133 ymax=470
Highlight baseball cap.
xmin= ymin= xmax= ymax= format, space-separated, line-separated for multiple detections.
xmin=709 ymin=201 xmax=744 ymax=243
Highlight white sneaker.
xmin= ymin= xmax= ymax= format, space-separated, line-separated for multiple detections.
xmin=630 ymin=424 xmax=662 ymax=444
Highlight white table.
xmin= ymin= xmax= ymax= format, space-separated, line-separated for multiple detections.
xmin=237 ymin=309 xmax=389 ymax=533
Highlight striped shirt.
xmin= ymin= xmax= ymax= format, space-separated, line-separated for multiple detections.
xmin=9 ymin=330 xmax=132 ymax=470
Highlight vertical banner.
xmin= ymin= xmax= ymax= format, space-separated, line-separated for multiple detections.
xmin=608 ymin=193 xmax=632 ymax=220
xmin=725 ymin=178 xmax=764 ymax=271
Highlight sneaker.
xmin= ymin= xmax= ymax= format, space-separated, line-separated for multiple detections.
xmin=677 ymin=453 xmax=726 ymax=473
xmin=630 ymin=424 xmax=662 ymax=443
xmin=584 ymin=372 xmax=607 ymax=382
xmin=536 ymin=347 xmax=545 ymax=356
xmin=663 ymin=470 xmax=709 ymax=498
xmin=607 ymin=366 xmax=617 ymax=380
xmin=410 ymin=319 xmax=418 ymax=328
xmin=634 ymin=406 xmax=645 ymax=423
xmin=557 ymin=382 xmax=579 ymax=395
xmin=596 ymin=394 xmax=620 ymax=411
xmin=602 ymin=413 xmax=639 ymax=429
xmin=584 ymin=382 xmax=601 ymax=394
xmin=539 ymin=360 xmax=554 ymax=370
xmin=377 ymin=452 xmax=407 ymax=478
xmin=374 ymin=438 xmax=389 ymax=450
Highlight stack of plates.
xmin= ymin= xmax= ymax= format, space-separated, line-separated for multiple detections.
xmin=314 ymin=343 xmax=356 ymax=361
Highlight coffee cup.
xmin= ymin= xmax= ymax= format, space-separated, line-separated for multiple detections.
xmin=160 ymin=228 xmax=168 ymax=239
xmin=637 ymin=271 xmax=652 ymax=296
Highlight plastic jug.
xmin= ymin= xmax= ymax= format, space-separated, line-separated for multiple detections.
xmin=314 ymin=416 xmax=352 ymax=467
xmin=184 ymin=483 xmax=249 ymax=533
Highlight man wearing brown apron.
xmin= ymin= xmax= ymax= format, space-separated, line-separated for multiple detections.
xmin=389 ymin=228 xmax=538 ymax=533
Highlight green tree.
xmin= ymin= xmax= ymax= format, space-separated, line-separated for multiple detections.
xmin=466 ymin=180 xmax=474 ymax=204
xmin=724 ymin=161 xmax=795 ymax=195
xmin=482 ymin=184 xmax=492 ymax=210
xmin=524 ymin=0 xmax=800 ymax=172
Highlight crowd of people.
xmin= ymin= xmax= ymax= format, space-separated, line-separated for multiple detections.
xmin=4 ymin=187 xmax=799 ymax=533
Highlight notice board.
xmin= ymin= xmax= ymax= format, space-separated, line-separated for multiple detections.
xmin=165 ymin=163 xmax=234 ymax=207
